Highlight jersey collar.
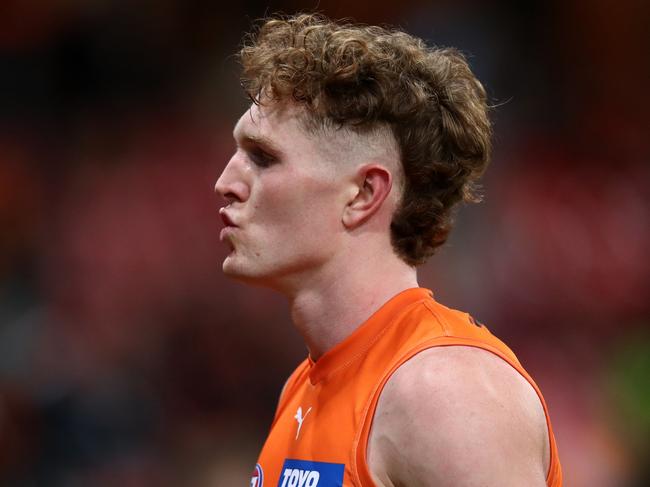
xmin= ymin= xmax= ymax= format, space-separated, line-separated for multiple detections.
xmin=307 ymin=287 xmax=433 ymax=384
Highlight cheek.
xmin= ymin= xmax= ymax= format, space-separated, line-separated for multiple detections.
xmin=257 ymin=176 xmax=342 ymax=235
xmin=291 ymin=180 xmax=342 ymax=229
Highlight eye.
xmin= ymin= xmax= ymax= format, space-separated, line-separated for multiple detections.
xmin=249 ymin=148 xmax=276 ymax=168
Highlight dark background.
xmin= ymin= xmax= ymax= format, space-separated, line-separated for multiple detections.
xmin=1 ymin=0 xmax=648 ymax=485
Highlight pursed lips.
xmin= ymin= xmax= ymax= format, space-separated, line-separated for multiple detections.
xmin=219 ymin=208 xmax=239 ymax=245
xmin=219 ymin=208 xmax=238 ymax=228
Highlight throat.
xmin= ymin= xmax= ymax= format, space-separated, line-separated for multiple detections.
xmin=289 ymin=271 xmax=419 ymax=360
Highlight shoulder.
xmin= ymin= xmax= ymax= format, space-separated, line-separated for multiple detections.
xmin=367 ymin=346 xmax=549 ymax=487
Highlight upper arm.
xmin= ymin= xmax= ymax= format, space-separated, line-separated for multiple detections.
xmin=367 ymin=346 xmax=549 ymax=487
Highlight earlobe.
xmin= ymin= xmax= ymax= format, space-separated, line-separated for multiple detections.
xmin=342 ymin=165 xmax=393 ymax=229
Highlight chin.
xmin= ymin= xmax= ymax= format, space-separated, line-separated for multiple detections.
xmin=223 ymin=255 xmax=265 ymax=282
xmin=222 ymin=255 xmax=248 ymax=278
xmin=222 ymin=256 xmax=292 ymax=292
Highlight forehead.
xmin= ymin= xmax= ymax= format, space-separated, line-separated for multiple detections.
xmin=233 ymin=102 xmax=313 ymax=153
xmin=232 ymin=101 xmax=401 ymax=178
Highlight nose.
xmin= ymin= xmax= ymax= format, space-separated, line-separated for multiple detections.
xmin=214 ymin=152 xmax=250 ymax=204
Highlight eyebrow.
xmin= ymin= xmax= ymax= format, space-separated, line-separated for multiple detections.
xmin=243 ymin=134 xmax=284 ymax=155
xmin=233 ymin=124 xmax=285 ymax=156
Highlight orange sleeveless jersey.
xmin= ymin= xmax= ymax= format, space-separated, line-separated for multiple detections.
xmin=251 ymin=288 xmax=562 ymax=487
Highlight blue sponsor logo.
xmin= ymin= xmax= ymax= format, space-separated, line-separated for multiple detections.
xmin=278 ymin=459 xmax=345 ymax=487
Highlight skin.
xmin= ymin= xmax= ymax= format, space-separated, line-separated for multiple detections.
xmin=215 ymin=100 xmax=549 ymax=485
xmin=367 ymin=347 xmax=550 ymax=487
xmin=215 ymin=100 xmax=415 ymax=358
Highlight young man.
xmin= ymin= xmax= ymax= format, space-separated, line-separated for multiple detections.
xmin=215 ymin=14 xmax=562 ymax=487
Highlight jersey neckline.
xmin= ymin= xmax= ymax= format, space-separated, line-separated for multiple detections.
xmin=307 ymin=287 xmax=433 ymax=384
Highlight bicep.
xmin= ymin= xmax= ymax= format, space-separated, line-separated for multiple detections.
xmin=368 ymin=347 xmax=549 ymax=487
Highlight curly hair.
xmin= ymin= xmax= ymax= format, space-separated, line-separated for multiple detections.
xmin=239 ymin=13 xmax=492 ymax=266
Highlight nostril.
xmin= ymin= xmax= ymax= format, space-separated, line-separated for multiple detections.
xmin=219 ymin=182 xmax=249 ymax=204
xmin=214 ymin=179 xmax=235 ymax=202
xmin=215 ymin=178 xmax=242 ymax=203
xmin=220 ymin=191 xmax=240 ymax=205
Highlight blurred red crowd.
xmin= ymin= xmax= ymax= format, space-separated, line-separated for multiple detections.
xmin=0 ymin=0 xmax=648 ymax=485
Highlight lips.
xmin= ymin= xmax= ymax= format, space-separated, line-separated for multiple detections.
xmin=219 ymin=208 xmax=238 ymax=252
xmin=219 ymin=208 xmax=238 ymax=228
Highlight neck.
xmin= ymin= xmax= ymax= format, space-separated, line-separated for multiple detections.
xmin=286 ymin=255 xmax=418 ymax=360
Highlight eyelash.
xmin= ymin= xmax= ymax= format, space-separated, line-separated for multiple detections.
xmin=249 ymin=149 xmax=276 ymax=168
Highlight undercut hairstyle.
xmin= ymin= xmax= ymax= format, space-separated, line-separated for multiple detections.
xmin=239 ymin=13 xmax=492 ymax=266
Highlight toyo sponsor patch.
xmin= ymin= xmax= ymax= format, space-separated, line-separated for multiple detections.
xmin=277 ymin=459 xmax=345 ymax=487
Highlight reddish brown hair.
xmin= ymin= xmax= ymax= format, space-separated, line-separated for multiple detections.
xmin=239 ymin=13 xmax=492 ymax=266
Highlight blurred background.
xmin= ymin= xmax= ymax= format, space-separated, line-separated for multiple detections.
xmin=0 ymin=0 xmax=648 ymax=485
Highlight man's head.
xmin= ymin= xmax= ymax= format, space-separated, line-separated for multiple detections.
xmin=216 ymin=98 xmax=401 ymax=290
xmin=237 ymin=13 xmax=492 ymax=266
xmin=216 ymin=13 xmax=491 ymax=288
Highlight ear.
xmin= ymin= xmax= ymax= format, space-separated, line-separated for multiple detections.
xmin=342 ymin=164 xmax=393 ymax=229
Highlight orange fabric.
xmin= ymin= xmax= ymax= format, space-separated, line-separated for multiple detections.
xmin=253 ymin=288 xmax=562 ymax=486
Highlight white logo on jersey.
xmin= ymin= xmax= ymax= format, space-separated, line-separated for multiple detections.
xmin=280 ymin=468 xmax=320 ymax=487
xmin=294 ymin=406 xmax=312 ymax=440
xmin=250 ymin=463 xmax=263 ymax=487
